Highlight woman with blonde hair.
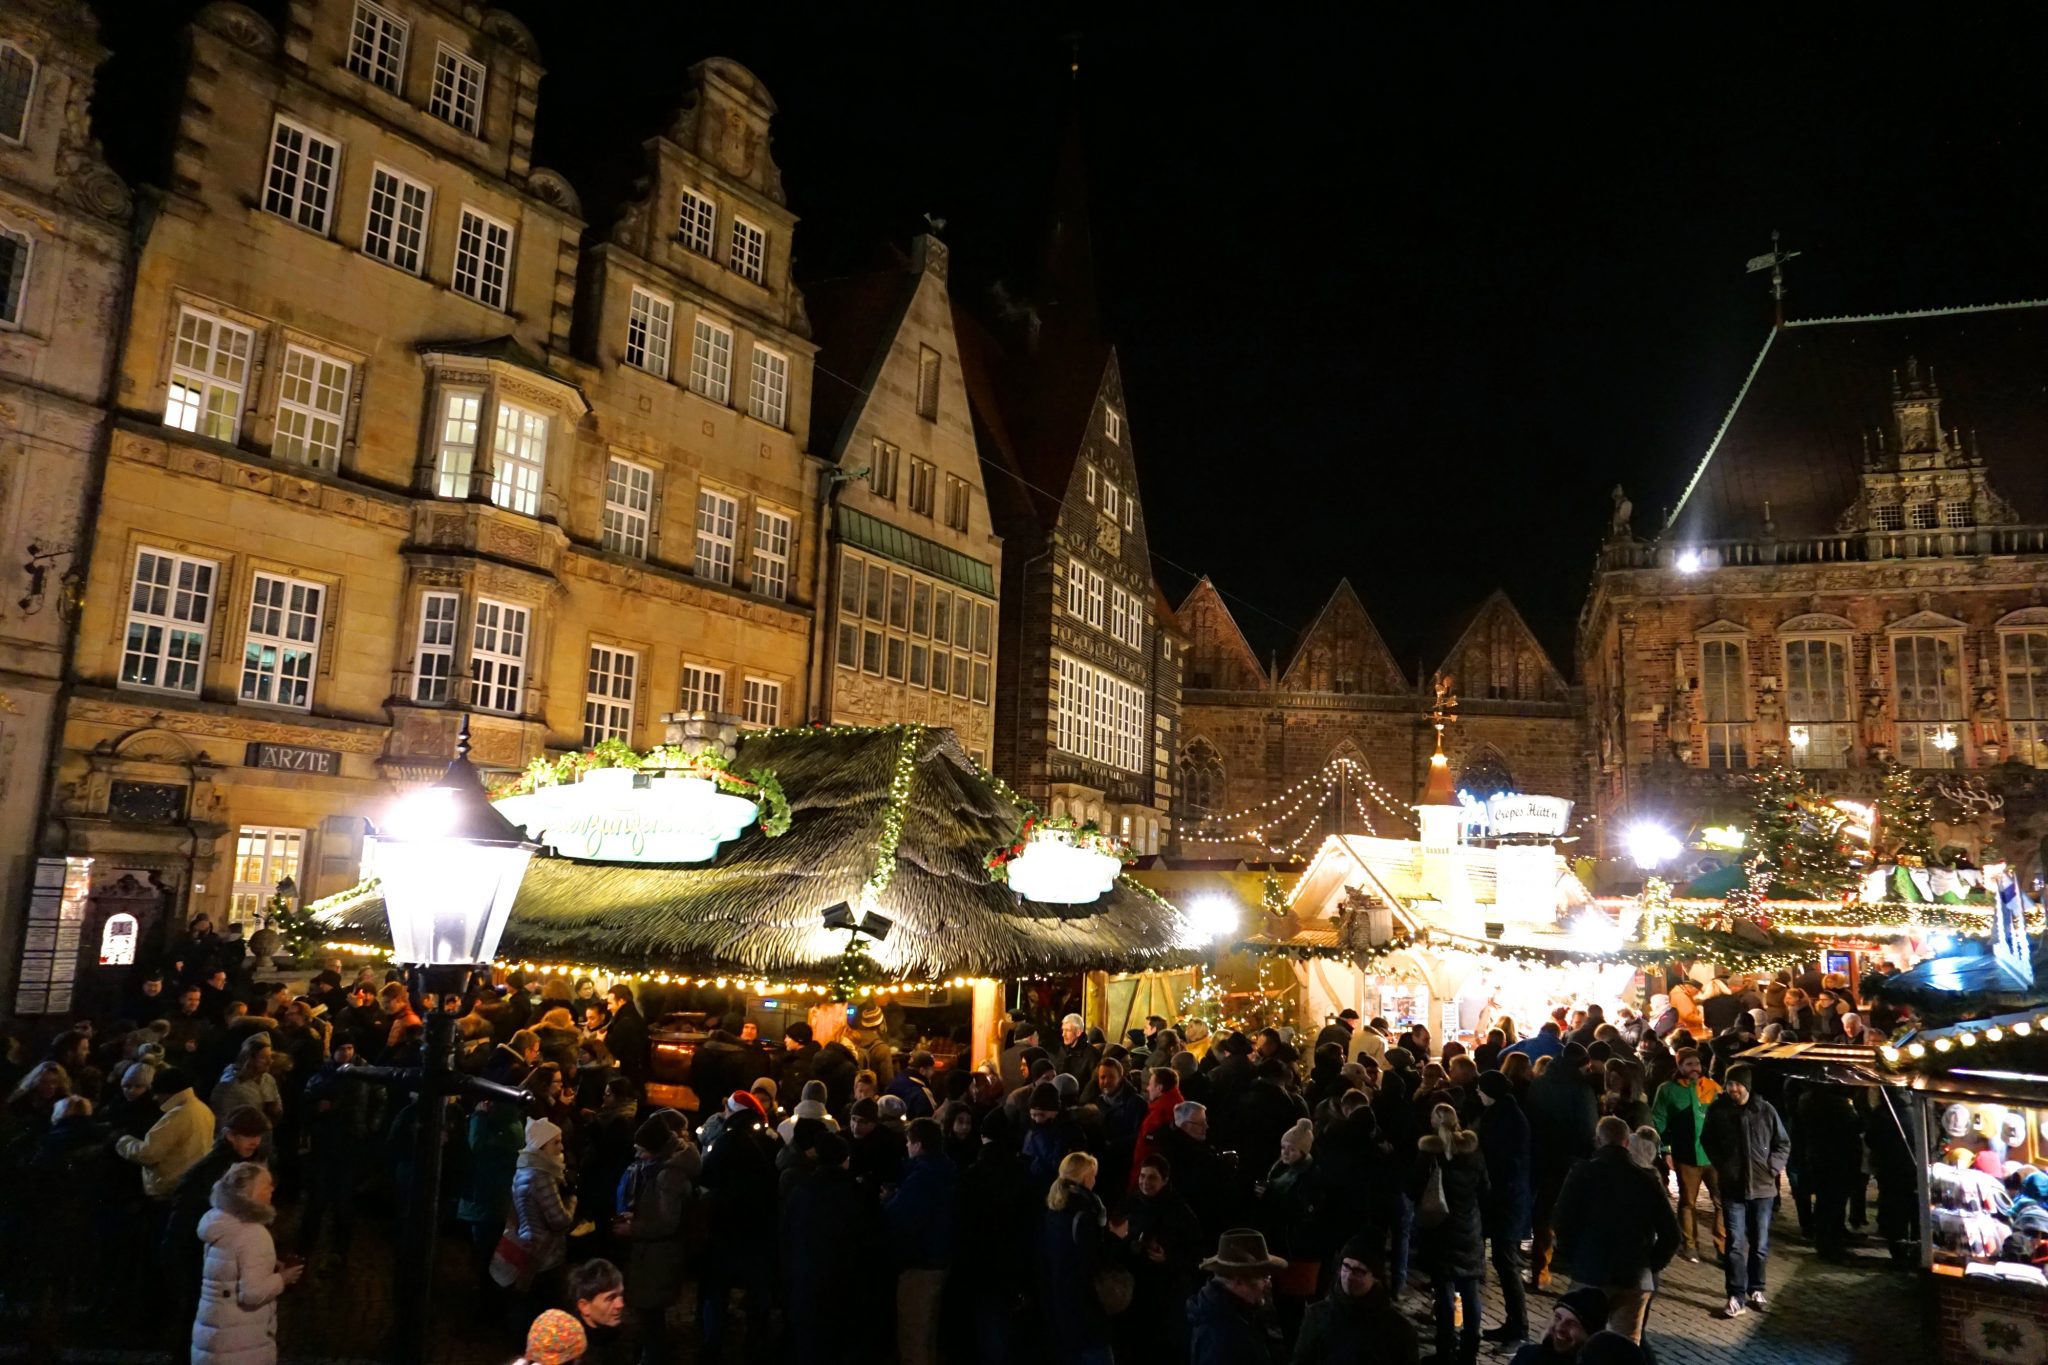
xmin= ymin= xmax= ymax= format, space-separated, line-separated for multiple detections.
xmin=1416 ymin=1102 xmax=1488 ymax=1363
xmin=1040 ymin=1150 xmax=1119 ymax=1362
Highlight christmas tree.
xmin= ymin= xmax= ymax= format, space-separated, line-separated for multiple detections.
xmin=1743 ymin=762 xmax=1857 ymax=900
xmin=1874 ymin=761 xmax=1936 ymax=866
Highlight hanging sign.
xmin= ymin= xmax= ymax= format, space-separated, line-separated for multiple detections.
xmin=1485 ymin=794 xmax=1573 ymax=838
xmin=493 ymin=769 xmax=757 ymax=864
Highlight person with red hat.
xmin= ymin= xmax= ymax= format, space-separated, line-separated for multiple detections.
xmin=697 ymin=1084 xmax=778 ymax=1359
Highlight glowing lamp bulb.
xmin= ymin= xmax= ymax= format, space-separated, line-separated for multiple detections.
xmin=1933 ymin=727 xmax=1960 ymax=752
xmin=1625 ymin=822 xmax=1682 ymax=871
xmin=1908 ymin=1043 xmax=1927 ymax=1059
xmin=1675 ymin=549 xmax=1704 ymax=574
xmin=1788 ymin=725 xmax=1810 ymax=749
xmin=1934 ymin=1037 xmax=1953 ymax=1053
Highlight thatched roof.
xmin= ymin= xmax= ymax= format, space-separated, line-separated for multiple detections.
xmin=315 ymin=725 xmax=1193 ymax=980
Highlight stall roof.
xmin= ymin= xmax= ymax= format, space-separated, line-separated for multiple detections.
xmin=314 ymin=725 xmax=1193 ymax=981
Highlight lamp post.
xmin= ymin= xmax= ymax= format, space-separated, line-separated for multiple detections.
xmin=349 ymin=721 xmax=538 ymax=1365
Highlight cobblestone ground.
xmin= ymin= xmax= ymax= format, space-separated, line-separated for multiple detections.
xmin=1 ymin=1198 xmax=1930 ymax=1363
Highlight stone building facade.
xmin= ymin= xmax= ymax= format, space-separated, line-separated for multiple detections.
xmin=34 ymin=1 xmax=817 ymax=999
xmin=1176 ymin=579 xmax=1580 ymax=858
xmin=0 ymin=1 xmax=132 ymax=1011
xmin=1579 ymin=303 xmax=2048 ymax=876
xmin=803 ymin=234 xmax=1001 ymax=758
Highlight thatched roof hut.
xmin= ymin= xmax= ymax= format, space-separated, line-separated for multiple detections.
xmin=314 ymin=724 xmax=1192 ymax=981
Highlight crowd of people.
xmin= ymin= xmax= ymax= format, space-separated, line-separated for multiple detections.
xmin=0 ymin=915 xmax=1908 ymax=1365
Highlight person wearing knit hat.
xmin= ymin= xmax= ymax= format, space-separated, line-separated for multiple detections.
xmin=517 ymin=1308 xmax=588 ymax=1365
xmin=776 ymin=1080 xmax=840 ymax=1144
xmin=846 ymin=1093 xmax=906 ymax=1189
xmin=1527 ymin=1286 xmax=1610 ymax=1359
xmin=634 ymin=1113 xmax=677 ymax=1157
xmin=495 ymin=1119 xmax=575 ymax=1292
xmin=1296 ymin=1232 xmax=1417 ymax=1364
xmin=1261 ymin=1118 xmax=1324 ymax=1315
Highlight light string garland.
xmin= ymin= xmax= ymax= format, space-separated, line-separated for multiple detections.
xmin=1883 ymin=1016 xmax=2048 ymax=1068
xmin=855 ymin=723 xmax=925 ymax=912
xmin=1178 ymin=756 xmax=1412 ymax=854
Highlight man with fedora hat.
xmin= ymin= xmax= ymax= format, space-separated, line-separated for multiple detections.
xmin=1189 ymin=1228 xmax=1285 ymax=1364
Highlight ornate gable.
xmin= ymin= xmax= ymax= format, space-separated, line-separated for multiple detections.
xmin=1436 ymin=591 xmax=1568 ymax=703
xmin=1838 ymin=355 xmax=2019 ymax=533
xmin=1279 ymin=580 xmax=1405 ymax=695
xmin=1177 ymin=578 xmax=1265 ymax=691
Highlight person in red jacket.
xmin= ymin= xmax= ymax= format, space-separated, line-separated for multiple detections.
xmin=1128 ymin=1065 xmax=1182 ymax=1189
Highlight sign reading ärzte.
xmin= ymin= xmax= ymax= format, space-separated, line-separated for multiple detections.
xmin=245 ymin=742 xmax=342 ymax=775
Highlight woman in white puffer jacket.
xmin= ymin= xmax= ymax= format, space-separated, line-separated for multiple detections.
xmin=192 ymin=1160 xmax=303 ymax=1365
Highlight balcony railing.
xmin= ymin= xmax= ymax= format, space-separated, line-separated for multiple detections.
xmin=1594 ymin=523 xmax=2048 ymax=573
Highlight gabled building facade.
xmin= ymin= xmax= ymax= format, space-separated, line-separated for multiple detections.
xmin=803 ymin=234 xmax=1000 ymax=759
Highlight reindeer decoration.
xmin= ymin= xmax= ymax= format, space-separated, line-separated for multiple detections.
xmin=1932 ymin=776 xmax=2006 ymax=867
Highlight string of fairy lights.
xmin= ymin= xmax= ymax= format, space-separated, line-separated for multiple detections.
xmin=1178 ymin=756 xmax=1416 ymax=855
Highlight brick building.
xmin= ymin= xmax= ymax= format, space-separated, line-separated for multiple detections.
xmin=1579 ymin=301 xmax=2048 ymax=876
xmin=1176 ymin=577 xmax=1581 ymax=859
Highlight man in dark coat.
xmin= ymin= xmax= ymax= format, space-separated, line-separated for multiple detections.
xmin=1054 ymin=1014 xmax=1101 ymax=1085
xmin=1114 ymin=1152 xmax=1205 ymax=1365
xmin=163 ymin=1106 xmax=269 ymax=1329
xmin=697 ymin=1093 xmax=778 ymax=1357
xmin=884 ymin=1118 xmax=955 ymax=1365
xmin=1476 ymin=1071 xmax=1535 ymax=1346
xmin=883 ymin=1050 xmax=939 ymax=1118
xmin=998 ymin=1022 xmax=1041 ymax=1092
xmin=1207 ymin=1032 xmax=1259 ymax=1128
xmin=621 ymin=1113 xmax=697 ymax=1362
xmin=690 ymin=1028 xmax=750 ymax=1107
xmin=778 ymin=1021 xmax=820 ymax=1095
xmin=1701 ymin=1065 xmax=1790 ymax=1318
xmin=1234 ymin=1060 xmax=1313 ymax=1180
xmin=814 ymin=1037 xmax=860 ymax=1118
xmin=1148 ymin=1101 xmax=1237 ymax=1238
xmin=848 ymin=1096 xmax=907 ymax=1192
xmin=781 ymin=1134 xmax=881 ymax=1360
xmin=1314 ymin=1009 xmax=1360 ymax=1057
xmin=1293 ymin=1236 xmax=1418 ymax=1365
xmin=1550 ymin=1116 xmax=1678 ymax=1342
xmin=571 ymin=1259 xmax=631 ymax=1365
xmin=1092 ymin=1058 xmax=1148 ymax=1191
xmin=1525 ymin=1043 xmax=1599 ymax=1289
xmin=603 ymin=985 xmax=650 ymax=1090
xmin=1188 ymin=1229 xmax=1286 ymax=1365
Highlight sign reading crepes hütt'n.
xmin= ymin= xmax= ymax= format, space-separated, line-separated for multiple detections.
xmin=245 ymin=742 xmax=343 ymax=775
xmin=1485 ymin=793 xmax=1573 ymax=838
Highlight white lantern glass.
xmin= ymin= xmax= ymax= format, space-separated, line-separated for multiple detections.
xmin=372 ymin=836 xmax=532 ymax=965
xmin=1007 ymin=833 xmax=1122 ymax=905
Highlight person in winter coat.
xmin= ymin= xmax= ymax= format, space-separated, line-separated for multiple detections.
xmin=814 ymin=1038 xmax=861 ymax=1117
xmin=603 ymin=987 xmax=650 ymax=1091
xmin=1700 ymin=1066 xmax=1790 ymax=1318
xmin=1258 ymin=1118 xmax=1329 ymax=1331
xmin=618 ymin=1113 xmax=699 ymax=1363
xmin=782 ymin=1135 xmax=882 ymax=1360
xmin=844 ymin=1005 xmax=898 ymax=1086
xmin=885 ymin=1117 xmax=956 ymax=1365
xmin=1114 ymin=1153 xmax=1204 ymax=1365
xmin=570 ymin=1259 xmax=631 ymax=1365
xmin=1127 ymin=1068 xmax=1182 ymax=1190
xmin=1292 ymin=1235 xmax=1418 ymax=1365
xmin=500 ymin=1118 xmax=578 ymax=1307
xmin=192 ymin=1160 xmax=302 ymax=1365
xmin=165 ymin=1107 xmax=271 ymax=1329
xmin=1476 ymin=1071 xmax=1534 ymax=1346
xmin=1550 ymin=1117 xmax=1678 ymax=1342
xmin=1236 ymin=1060 xmax=1314 ymax=1178
xmin=1793 ymin=1084 xmax=1864 ymax=1254
xmin=1502 ymin=1021 xmax=1564 ymax=1064
xmin=1648 ymin=1047 xmax=1723 ymax=1262
xmin=698 ymin=1091 xmax=778 ymax=1358
xmin=209 ymin=1035 xmax=282 ymax=1153
xmin=1525 ymin=1044 xmax=1598 ymax=1290
xmin=1188 ymin=1228 xmax=1285 ymax=1365
xmin=1039 ymin=1151 xmax=1122 ymax=1364
xmin=116 ymin=1067 xmax=215 ymax=1200
xmin=1415 ymin=1102 xmax=1489 ymax=1365
xmin=884 ymin=1051 xmax=939 ymax=1119
xmin=1055 ymin=1014 xmax=1102 ymax=1087
xmin=1020 ymin=1082 xmax=1082 ymax=1189
xmin=1507 ymin=1288 xmax=1608 ymax=1365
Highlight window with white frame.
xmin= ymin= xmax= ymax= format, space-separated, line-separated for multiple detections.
xmin=1111 ymin=585 xmax=1145 ymax=650
xmin=1699 ymin=637 xmax=1749 ymax=768
xmin=625 ymin=287 xmax=673 ymax=377
xmin=165 ymin=307 xmax=253 ymax=442
xmin=1085 ymin=465 xmax=1097 ymax=503
xmin=751 ymin=507 xmax=791 ymax=600
xmin=429 ymin=44 xmax=485 ymax=134
xmin=908 ymin=457 xmax=936 ymax=517
xmin=489 ymin=401 xmax=547 ymax=516
xmin=1105 ymin=406 xmax=1122 ymax=444
xmin=1055 ymin=653 xmax=1144 ymax=771
xmin=263 ymin=118 xmax=340 ymax=234
xmin=677 ymin=188 xmax=716 ymax=256
xmin=240 ymin=573 xmax=323 ymax=709
xmin=413 ymin=590 xmax=459 ymax=701
xmin=728 ymin=217 xmax=766 ymax=283
xmin=230 ymin=826 xmax=303 ymax=926
xmin=2005 ymin=630 xmax=2048 ymax=768
xmin=602 ymin=457 xmax=653 ymax=559
xmin=468 ymin=598 xmax=528 ymax=714
xmin=1086 ymin=569 xmax=1105 ymax=630
xmin=1065 ymin=559 xmax=1088 ymax=619
xmin=916 ymin=346 xmax=941 ymax=420
xmin=347 ymin=2 xmax=407 ymax=94
xmin=680 ymin=662 xmax=724 ymax=715
xmin=743 ymin=676 xmax=780 ymax=726
xmin=1783 ymin=636 xmax=1853 ymax=768
xmin=693 ymin=489 xmax=737 ymax=583
xmin=1893 ymin=632 xmax=1963 ymax=768
xmin=1123 ymin=495 xmax=1134 ymax=532
xmin=452 ymin=208 xmax=512 ymax=309
xmin=122 ymin=549 xmax=216 ymax=694
xmin=943 ymin=474 xmax=969 ymax=531
xmin=583 ymin=644 xmax=637 ymax=745
xmin=869 ymin=439 xmax=899 ymax=499
xmin=434 ymin=388 xmax=482 ymax=498
xmin=1110 ymin=584 xmax=1127 ymax=648
xmin=690 ymin=316 xmax=732 ymax=402
xmin=363 ymin=165 xmax=430 ymax=273
xmin=0 ymin=44 xmax=33 ymax=144
xmin=748 ymin=345 xmax=787 ymax=426
xmin=0 ymin=227 xmax=28 ymax=327
xmin=273 ymin=346 xmax=351 ymax=470
xmin=1103 ymin=481 xmax=1121 ymax=523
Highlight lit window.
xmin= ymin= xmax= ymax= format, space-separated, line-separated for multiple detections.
xmin=751 ymin=507 xmax=791 ymax=601
xmin=690 ymin=316 xmax=733 ymax=402
xmin=748 ymin=344 xmax=787 ymax=427
xmin=429 ymin=45 xmax=485 ymax=134
xmin=413 ymin=591 xmax=458 ymax=701
xmin=916 ymin=346 xmax=940 ymax=420
xmin=273 ymin=346 xmax=351 ymax=470
xmin=363 ymin=166 xmax=430 ymax=273
xmin=489 ymin=401 xmax=548 ymax=516
xmin=434 ymin=388 xmax=482 ymax=498
xmin=452 ymin=208 xmax=512 ymax=309
xmin=678 ymin=188 xmax=716 ymax=256
xmin=869 ymin=439 xmax=899 ymax=499
xmin=694 ymin=489 xmax=737 ymax=583
xmin=1087 ymin=569 xmax=1105 ymax=630
xmin=241 ymin=573 xmax=323 ymax=709
xmin=165 ymin=307 xmax=253 ymax=442
xmin=346 ymin=3 xmax=407 ymax=94
xmin=1055 ymin=654 xmax=1144 ymax=771
xmin=1105 ymin=406 xmax=1122 ymax=444
xmin=231 ymin=827 xmax=303 ymax=927
xmin=1783 ymin=637 xmax=1852 ymax=768
xmin=743 ymin=677 xmax=780 ymax=726
xmin=908 ymin=457 xmax=936 ymax=517
xmin=602 ymin=457 xmax=653 ymax=559
xmin=263 ymin=118 xmax=340 ymax=234
xmin=625 ymin=287 xmax=673 ymax=377
xmin=1894 ymin=632 xmax=1963 ymax=768
xmin=728 ymin=217 xmax=766 ymax=283
xmin=0 ymin=227 xmax=28 ymax=326
xmin=943 ymin=474 xmax=969 ymax=531
xmin=680 ymin=662 xmax=724 ymax=715
xmin=583 ymin=644 xmax=637 ymax=746
xmin=469 ymin=598 xmax=528 ymax=714
xmin=1699 ymin=637 xmax=1750 ymax=768
xmin=0 ymin=44 xmax=34 ymax=144
xmin=2005 ymin=631 xmax=2048 ymax=768
xmin=122 ymin=549 xmax=216 ymax=694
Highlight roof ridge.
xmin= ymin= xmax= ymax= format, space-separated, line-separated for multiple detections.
xmin=1784 ymin=298 xmax=2048 ymax=327
xmin=1664 ymin=327 xmax=1779 ymax=534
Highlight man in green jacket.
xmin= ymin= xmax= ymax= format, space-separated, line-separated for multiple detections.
xmin=1648 ymin=1047 xmax=1724 ymax=1262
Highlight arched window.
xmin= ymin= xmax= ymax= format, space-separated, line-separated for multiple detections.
xmin=1457 ymin=748 xmax=1515 ymax=800
xmin=99 ymin=912 xmax=139 ymax=966
xmin=1180 ymin=738 xmax=1226 ymax=817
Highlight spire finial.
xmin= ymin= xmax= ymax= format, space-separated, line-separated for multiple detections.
xmin=1744 ymin=229 xmax=1801 ymax=328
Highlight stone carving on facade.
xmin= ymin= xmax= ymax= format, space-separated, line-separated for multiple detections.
xmin=195 ymin=2 xmax=277 ymax=54
xmin=1607 ymin=485 xmax=1633 ymax=541
xmin=525 ymin=169 xmax=581 ymax=217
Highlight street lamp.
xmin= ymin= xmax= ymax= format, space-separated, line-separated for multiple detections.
xmin=1625 ymin=821 xmax=1681 ymax=872
xmin=352 ymin=720 xmax=538 ymax=1365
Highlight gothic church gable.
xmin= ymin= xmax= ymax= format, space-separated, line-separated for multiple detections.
xmin=1436 ymin=591 xmax=1568 ymax=703
xmin=1278 ymin=580 xmax=1406 ymax=695
xmin=1177 ymin=578 xmax=1265 ymax=691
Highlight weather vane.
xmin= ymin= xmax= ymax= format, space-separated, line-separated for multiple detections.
xmin=1745 ymin=229 xmax=1801 ymax=327
xmin=1430 ymin=672 xmax=1459 ymax=755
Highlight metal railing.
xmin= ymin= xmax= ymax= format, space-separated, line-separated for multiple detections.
xmin=1595 ymin=523 xmax=2048 ymax=573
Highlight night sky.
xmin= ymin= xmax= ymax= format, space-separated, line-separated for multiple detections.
xmin=96 ymin=5 xmax=2048 ymax=669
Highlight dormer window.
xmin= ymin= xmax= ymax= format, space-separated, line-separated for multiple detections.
xmin=0 ymin=44 xmax=34 ymax=145
xmin=728 ymin=217 xmax=766 ymax=284
xmin=429 ymin=45 xmax=485 ymax=135
xmin=1873 ymin=503 xmax=1903 ymax=531
xmin=678 ymin=189 xmax=716 ymax=257
xmin=1909 ymin=501 xmax=1939 ymax=530
xmin=346 ymin=3 xmax=407 ymax=95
